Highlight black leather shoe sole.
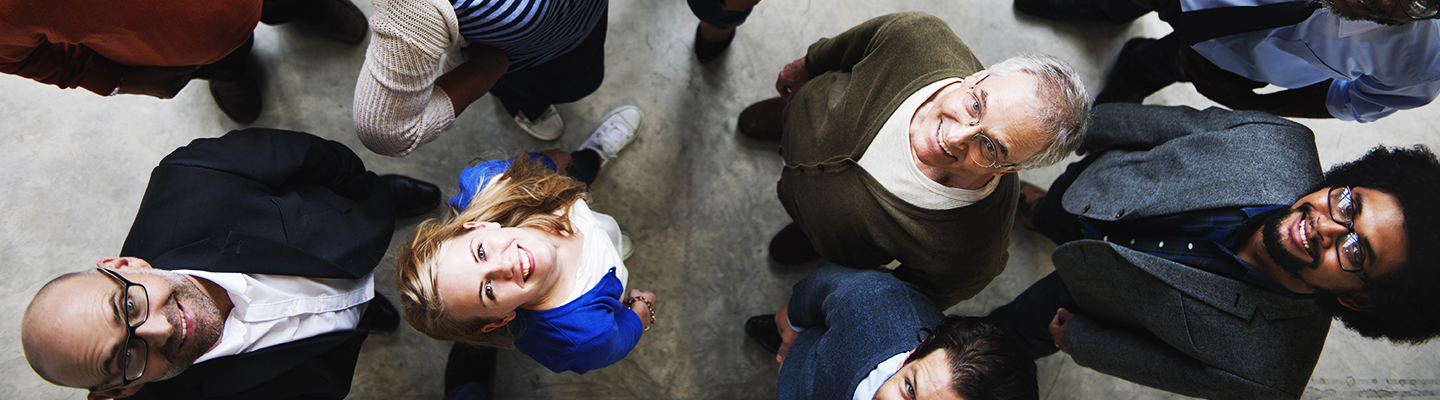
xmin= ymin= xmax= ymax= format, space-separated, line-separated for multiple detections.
xmin=745 ymin=314 xmax=782 ymax=355
xmin=769 ymin=222 xmax=820 ymax=265
xmin=209 ymin=75 xmax=261 ymax=124
xmin=356 ymin=294 xmax=400 ymax=334
xmin=382 ymin=174 xmax=441 ymax=218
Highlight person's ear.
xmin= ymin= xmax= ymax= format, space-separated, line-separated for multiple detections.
xmin=1337 ymin=293 xmax=1373 ymax=312
xmin=97 ymin=257 xmax=153 ymax=271
xmin=88 ymin=383 xmax=145 ymax=400
xmin=479 ymin=312 xmax=516 ymax=332
xmin=967 ymin=69 xmax=988 ymax=82
xmin=462 ymin=221 xmax=500 ymax=230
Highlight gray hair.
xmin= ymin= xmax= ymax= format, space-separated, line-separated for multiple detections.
xmin=987 ymin=53 xmax=1090 ymax=169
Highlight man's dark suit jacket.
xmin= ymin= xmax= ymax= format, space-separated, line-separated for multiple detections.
xmin=1055 ymin=104 xmax=1330 ymax=399
xmin=117 ymin=128 xmax=397 ymax=400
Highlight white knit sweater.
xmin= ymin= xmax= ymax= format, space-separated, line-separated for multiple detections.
xmin=352 ymin=0 xmax=467 ymax=157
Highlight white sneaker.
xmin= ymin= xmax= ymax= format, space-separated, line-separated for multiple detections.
xmin=620 ymin=229 xmax=634 ymax=261
xmin=578 ymin=105 xmax=643 ymax=166
xmin=515 ymin=106 xmax=564 ymax=140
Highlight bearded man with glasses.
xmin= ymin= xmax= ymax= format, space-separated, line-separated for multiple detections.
xmin=988 ymin=102 xmax=1440 ymax=399
xmin=20 ymin=128 xmax=440 ymax=400
xmin=1016 ymin=0 xmax=1440 ymax=122
xmin=732 ymin=13 xmax=1089 ymax=315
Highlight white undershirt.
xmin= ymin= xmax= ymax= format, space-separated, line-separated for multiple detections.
xmin=176 ymin=270 xmax=374 ymax=364
xmin=856 ymin=78 xmax=999 ymax=210
xmin=563 ymin=199 xmax=629 ymax=302
xmin=853 ymin=351 xmax=911 ymax=400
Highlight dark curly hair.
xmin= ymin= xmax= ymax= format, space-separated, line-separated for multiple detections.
xmin=1314 ymin=145 xmax=1440 ymax=344
xmin=908 ymin=315 xmax=1039 ymax=400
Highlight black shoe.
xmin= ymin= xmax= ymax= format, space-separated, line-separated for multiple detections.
xmin=356 ymin=294 xmax=400 ymax=334
xmin=444 ymin=343 xmax=497 ymax=399
xmin=694 ymin=22 xmax=734 ymax=64
xmin=308 ymin=0 xmax=368 ymax=44
xmin=769 ymin=222 xmax=820 ymax=265
xmin=1014 ymin=0 xmax=1150 ymax=23
xmin=745 ymin=314 xmax=782 ymax=355
xmin=209 ymin=73 xmax=261 ymax=124
xmin=738 ymin=97 xmax=784 ymax=141
xmin=1015 ymin=181 xmax=1047 ymax=231
xmin=381 ymin=174 xmax=441 ymax=218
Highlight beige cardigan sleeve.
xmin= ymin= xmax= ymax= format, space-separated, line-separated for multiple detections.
xmin=352 ymin=0 xmax=465 ymax=157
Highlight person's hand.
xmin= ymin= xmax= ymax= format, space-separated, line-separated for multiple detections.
xmin=538 ymin=149 xmax=572 ymax=175
xmin=720 ymin=0 xmax=761 ymax=11
xmin=625 ymin=289 xmax=658 ymax=330
xmin=775 ymin=57 xmax=811 ymax=104
xmin=1048 ymin=308 xmax=1075 ymax=354
xmin=116 ymin=66 xmax=200 ymax=99
xmin=774 ymin=303 xmax=801 ymax=363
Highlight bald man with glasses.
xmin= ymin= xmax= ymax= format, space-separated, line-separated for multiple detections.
xmin=989 ymin=103 xmax=1440 ymax=399
xmin=21 ymin=128 xmax=439 ymax=400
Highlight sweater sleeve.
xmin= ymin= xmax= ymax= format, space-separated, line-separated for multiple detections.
xmin=0 ymin=39 xmax=126 ymax=96
xmin=353 ymin=0 xmax=461 ymax=157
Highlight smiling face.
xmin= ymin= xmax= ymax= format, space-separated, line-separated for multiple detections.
xmin=1261 ymin=186 xmax=1409 ymax=296
xmin=909 ymin=70 xmax=1048 ymax=189
xmin=1323 ymin=0 xmax=1425 ymax=25
xmin=433 ymin=221 xmax=561 ymax=331
xmin=22 ymin=258 xmax=223 ymax=397
xmin=873 ymin=350 xmax=964 ymax=400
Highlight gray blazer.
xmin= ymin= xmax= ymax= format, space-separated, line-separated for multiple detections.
xmin=1055 ymin=104 xmax=1332 ymax=400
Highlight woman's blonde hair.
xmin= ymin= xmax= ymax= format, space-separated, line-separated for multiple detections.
xmin=396 ymin=156 xmax=587 ymax=347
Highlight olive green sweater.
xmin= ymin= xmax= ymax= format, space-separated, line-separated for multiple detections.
xmin=778 ymin=12 xmax=1019 ymax=309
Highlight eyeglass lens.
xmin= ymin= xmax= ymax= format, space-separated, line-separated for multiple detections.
xmin=98 ymin=268 xmax=150 ymax=383
xmin=1404 ymin=0 xmax=1438 ymax=19
xmin=1328 ymin=187 xmax=1366 ymax=272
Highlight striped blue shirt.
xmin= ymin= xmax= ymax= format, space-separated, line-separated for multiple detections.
xmin=451 ymin=0 xmax=607 ymax=71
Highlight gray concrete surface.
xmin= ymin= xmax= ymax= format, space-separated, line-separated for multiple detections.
xmin=2 ymin=0 xmax=1438 ymax=399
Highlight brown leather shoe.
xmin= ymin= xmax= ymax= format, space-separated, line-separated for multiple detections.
xmin=769 ymin=222 xmax=820 ymax=265
xmin=1015 ymin=181 xmax=1047 ymax=231
xmin=311 ymin=0 xmax=368 ymax=44
xmin=738 ymin=97 xmax=785 ymax=141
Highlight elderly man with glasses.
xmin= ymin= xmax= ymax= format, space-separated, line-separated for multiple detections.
xmin=989 ymin=103 xmax=1440 ymax=399
xmin=1017 ymin=0 xmax=1440 ymax=122
xmin=20 ymin=128 xmax=439 ymax=400
xmin=733 ymin=12 xmax=1089 ymax=312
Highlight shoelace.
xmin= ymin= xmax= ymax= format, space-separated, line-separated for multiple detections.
xmin=592 ymin=120 xmax=634 ymax=152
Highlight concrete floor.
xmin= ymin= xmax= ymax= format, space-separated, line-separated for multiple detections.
xmin=3 ymin=0 xmax=1439 ymax=399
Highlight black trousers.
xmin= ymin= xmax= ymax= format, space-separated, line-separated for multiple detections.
xmin=985 ymin=155 xmax=1101 ymax=360
xmin=191 ymin=0 xmax=329 ymax=81
xmin=489 ymin=13 xmax=609 ymax=119
xmin=1095 ymin=33 xmax=1268 ymax=104
xmin=566 ymin=149 xmax=602 ymax=187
